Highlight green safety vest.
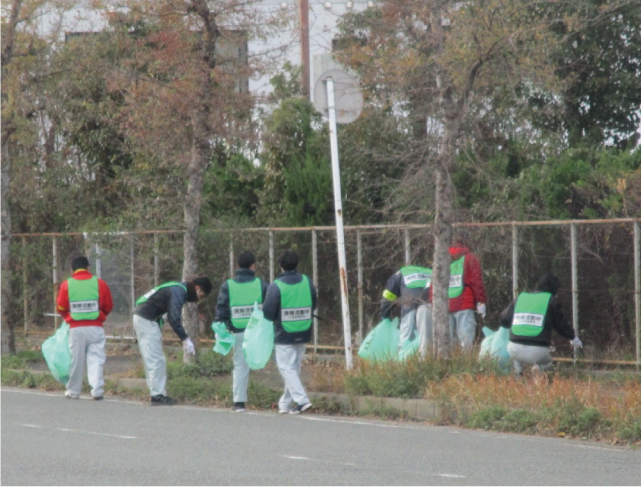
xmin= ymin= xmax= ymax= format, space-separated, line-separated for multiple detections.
xmin=400 ymin=266 xmax=432 ymax=289
xmin=68 ymin=276 xmax=100 ymax=321
xmin=136 ymin=281 xmax=186 ymax=306
xmin=511 ymin=292 xmax=552 ymax=337
xmin=275 ymin=275 xmax=313 ymax=333
xmin=228 ymin=278 xmax=263 ymax=329
xmin=448 ymin=256 xmax=465 ymax=298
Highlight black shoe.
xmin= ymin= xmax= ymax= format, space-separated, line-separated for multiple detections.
xmin=151 ymin=395 xmax=177 ymax=406
xmin=232 ymin=402 xmax=246 ymax=413
xmin=93 ymin=396 xmax=104 ymax=401
xmin=289 ymin=403 xmax=312 ymax=415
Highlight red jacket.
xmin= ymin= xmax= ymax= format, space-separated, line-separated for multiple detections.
xmin=448 ymin=246 xmax=486 ymax=312
xmin=57 ymin=269 xmax=113 ymax=328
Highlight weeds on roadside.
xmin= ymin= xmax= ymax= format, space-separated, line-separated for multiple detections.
xmin=1 ymin=350 xmax=44 ymax=370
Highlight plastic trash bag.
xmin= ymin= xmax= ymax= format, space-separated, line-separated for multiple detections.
xmin=242 ymin=304 xmax=274 ymax=370
xmin=211 ymin=321 xmax=236 ymax=356
xmin=479 ymin=326 xmax=511 ymax=370
xmin=358 ymin=318 xmax=400 ymax=362
xmin=41 ymin=323 xmax=71 ymax=385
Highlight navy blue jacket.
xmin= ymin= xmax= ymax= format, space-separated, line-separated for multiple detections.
xmin=263 ymin=270 xmax=317 ymax=345
xmin=214 ymin=269 xmax=269 ymax=334
xmin=133 ymin=282 xmax=197 ymax=341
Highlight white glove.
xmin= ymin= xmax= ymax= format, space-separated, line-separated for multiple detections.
xmin=570 ymin=337 xmax=583 ymax=348
xmin=476 ymin=303 xmax=487 ymax=318
xmin=182 ymin=337 xmax=195 ymax=355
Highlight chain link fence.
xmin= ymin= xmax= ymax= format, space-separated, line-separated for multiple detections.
xmin=9 ymin=219 xmax=640 ymax=366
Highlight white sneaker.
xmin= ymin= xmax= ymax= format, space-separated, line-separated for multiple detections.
xmin=279 ymin=408 xmax=290 ymax=414
xmin=65 ymin=391 xmax=80 ymax=399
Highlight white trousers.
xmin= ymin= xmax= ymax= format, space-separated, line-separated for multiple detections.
xmin=507 ymin=341 xmax=554 ymax=375
xmin=133 ymin=315 xmax=167 ymax=397
xmin=448 ymin=309 xmax=477 ymax=351
xmin=275 ymin=343 xmax=309 ymax=410
xmin=232 ymin=332 xmax=250 ymax=403
xmin=399 ymin=309 xmax=417 ymax=345
xmin=67 ymin=326 xmax=106 ymax=398
xmin=416 ymin=305 xmax=433 ymax=358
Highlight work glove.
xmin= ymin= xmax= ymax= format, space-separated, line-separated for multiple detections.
xmin=570 ymin=337 xmax=583 ymax=348
xmin=476 ymin=302 xmax=487 ymax=319
xmin=182 ymin=337 xmax=195 ymax=355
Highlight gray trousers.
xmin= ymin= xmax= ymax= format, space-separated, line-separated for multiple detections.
xmin=67 ymin=326 xmax=106 ymax=398
xmin=232 ymin=332 xmax=250 ymax=403
xmin=133 ymin=315 xmax=167 ymax=397
xmin=416 ymin=305 xmax=433 ymax=358
xmin=448 ymin=309 xmax=477 ymax=351
xmin=507 ymin=341 xmax=554 ymax=374
xmin=275 ymin=343 xmax=309 ymax=411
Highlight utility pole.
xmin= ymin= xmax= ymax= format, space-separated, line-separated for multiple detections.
xmin=299 ymin=0 xmax=310 ymax=97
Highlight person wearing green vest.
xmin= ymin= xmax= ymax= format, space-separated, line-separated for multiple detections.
xmin=133 ymin=276 xmax=212 ymax=405
xmin=445 ymin=232 xmax=487 ymax=351
xmin=56 ymin=256 xmax=113 ymax=400
xmin=499 ymin=274 xmax=582 ymax=376
xmin=214 ymin=250 xmax=269 ymax=413
xmin=380 ymin=265 xmax=432 ymax=348
xmin=263 ymin=250 xmax=317 ymax=415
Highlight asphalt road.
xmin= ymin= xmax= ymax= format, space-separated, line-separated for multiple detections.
xmin=2 ymin=387 xmax=639 ymax=486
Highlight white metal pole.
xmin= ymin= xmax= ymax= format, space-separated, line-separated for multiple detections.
xmin=357 ymin=229 xmax=363 ymax=345
xmin=326 ymin=77 xmax=353 ymax=370
xmin=153 ymin=233 xmax=159 ymax=287
xmin=269 ymin=230 xmax=274 ymax=283
xmin=512 ymin=224 xmax=518 ymax=300
xmin=229 ymin=235 xmax=234 ymax=278
xmin=571 ymin=223 xmax=579 ymax=363
xmin=312 ymin=229 xmax=318 ymax=359
xmin=95 ymin=242 xmax=102 ymax=278
xmin=634 ymin=221 xmax=640 ymax=371
xmin=130 ymin=234 xmax=135 ymax=317
xmin=404 ymin=228 xmax=411 ymax=265
xmin=52 ymin=236 xmax=59 ymax=330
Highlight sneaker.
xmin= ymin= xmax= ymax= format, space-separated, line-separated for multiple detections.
xmin=64 ymin=391 xmax=80 ymax=400
xmin=289 ymin=403 xmax=312 ymax=415
xmin=150 ymin=395 xmax=177 ymax=406
xmin=232 ymin=402 xmax=246 ymax=413
xmin=279 ymin=408 xmax=291 ymax=414
xmin=93 ymin=396 xmax=104 ymax=401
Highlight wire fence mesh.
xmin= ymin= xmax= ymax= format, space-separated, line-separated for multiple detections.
xmin=10 ymin=219 xmax=641 ymax=364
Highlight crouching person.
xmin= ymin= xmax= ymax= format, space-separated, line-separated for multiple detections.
xmin=499 ymin=274 xmax=582 ymax=377
xmin=263 ymin=250 xmax=317 ymax=415
xmin=133 ymin=277 xmax=212 ymax=405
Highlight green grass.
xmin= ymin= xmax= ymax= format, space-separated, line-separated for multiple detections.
xmin=1 ymin=350 xmax=44 ymax=370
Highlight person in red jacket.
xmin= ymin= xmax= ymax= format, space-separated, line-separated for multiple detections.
xmin=57 ymin=256 xmax=113 ymax=400
xmin=447 ymin=232 xmax=487 ymax=351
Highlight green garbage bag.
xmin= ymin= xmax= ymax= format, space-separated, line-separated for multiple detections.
xmin=211 ymin=321 xmax=236 ymax=356
xmin=358 ymin=318 xmax=400 ymax=362
xmin=242 ymin=304 xmax=274 ymax=370
xmin=479 ymin=326 xmax=511 ymax=370
xmin=41 ymin=323 xmax=71 ymax=385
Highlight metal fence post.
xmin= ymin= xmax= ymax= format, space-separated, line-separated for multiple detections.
xmin=153 ymin=232 xmax=159 ymax=287
xmin=22 ymin=236 xmax=28 ymax=336
xmin=229 ymin=234 xmax=234 ymax=278
xmin=269 ymin=230 xmax=274 ymax=283
xmin=52 ymin=236 xmax=59 ymax=330
xmin=357 ymin=228 xmax=363 ymax=345
xmin=571 ymin=222 xmax=579 ymax=363
xmin=404 ymin=228 xmax=411 ymax=265
xmin=130 ymin=233 xmax=135 ymax=316
xmin=634 ymin=221 xmax=640 ymax=371
xmin=95 ymin=242 xmax=102 ymax=278
xmin=512 ymin=224 xmax=519 ymax=300
xmin=312 ymin=229 xmax=318 ymax=359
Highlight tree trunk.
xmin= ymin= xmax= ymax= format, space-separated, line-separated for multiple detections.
xmin=1 ymin=131 xmax=15 ymax=355
xmin=1 ymin=0 xmax=23 ymax=355
xmin=181 ymin=0 xmax=218 ymax=363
